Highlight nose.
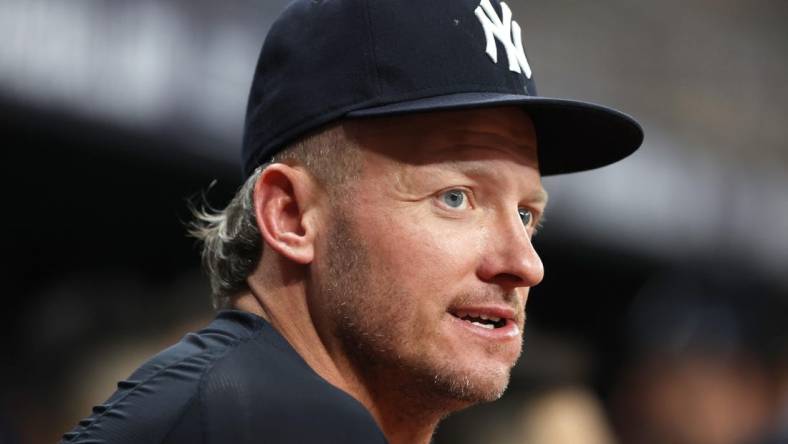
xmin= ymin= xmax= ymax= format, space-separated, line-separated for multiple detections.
xmin=477 ymin=211 xmax=544 ymax=290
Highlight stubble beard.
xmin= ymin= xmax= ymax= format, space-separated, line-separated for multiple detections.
xmin=322 ymin=211 xmax=516 ymax=412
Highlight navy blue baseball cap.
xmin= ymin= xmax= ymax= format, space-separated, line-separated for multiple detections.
xmin=242 ymin=0 xmax=644 ymax=177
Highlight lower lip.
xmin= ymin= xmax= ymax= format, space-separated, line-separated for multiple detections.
xmin=448 ymin=315 xmax=521 ymax=341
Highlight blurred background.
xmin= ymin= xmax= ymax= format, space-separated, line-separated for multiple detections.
xmin=2 ymin=0 xmax=786 ymax=443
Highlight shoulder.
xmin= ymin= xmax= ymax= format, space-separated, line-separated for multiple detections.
xmin=61 ymin=311 xmax=387 ymax=444
xmin=59 ymin=311 xmax=267 ymax=444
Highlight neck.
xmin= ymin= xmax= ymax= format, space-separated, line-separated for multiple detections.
xmin=368 ymin=403 xmax=442 ymax=444
xmin=235 ymin=264 xmax=458 ymax=444
xmin=349 ymin=367 xmax=464 ymax=444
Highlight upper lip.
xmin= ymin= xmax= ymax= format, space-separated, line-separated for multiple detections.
xmin=448 ymin=304 xmax=518 ymax=322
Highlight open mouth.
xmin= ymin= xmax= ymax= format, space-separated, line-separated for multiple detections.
xmin=450 ymin=310 xmax=508 ymax=330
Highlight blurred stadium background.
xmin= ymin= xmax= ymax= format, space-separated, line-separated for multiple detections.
xmin=2 ymin=1 xmax=786 ymax=443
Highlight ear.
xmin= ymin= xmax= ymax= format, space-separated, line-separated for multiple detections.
xmin=252 ymin=164 xmax=319 ymax=265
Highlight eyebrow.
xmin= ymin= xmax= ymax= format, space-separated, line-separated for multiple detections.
xmin=530 ymin=187 xmax=549 ymax=206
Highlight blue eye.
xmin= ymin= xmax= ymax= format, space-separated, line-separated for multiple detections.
xmin=441 ymin=189 xmax=468 ymax=209
xmin=518 ymin=208 xmax=533 ymax=226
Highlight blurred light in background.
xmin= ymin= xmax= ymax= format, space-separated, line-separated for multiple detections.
xmin=0 ymin=0 xmax=263 ymax=163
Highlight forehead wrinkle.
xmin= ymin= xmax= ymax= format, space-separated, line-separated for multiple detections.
xmin=417 ymin=129 xmax=536 ymax=164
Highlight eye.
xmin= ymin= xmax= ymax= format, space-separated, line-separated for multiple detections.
xmin=518 ymin=207 xmax=533 ymax=227
xmin=440 ymin=189 xmax=470 ymax=209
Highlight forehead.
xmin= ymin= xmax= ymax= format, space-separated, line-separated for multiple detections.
xmin=343 ymin=106 xmax=539 ymax=169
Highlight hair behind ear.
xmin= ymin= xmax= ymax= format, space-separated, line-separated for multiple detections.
xmin=189 ymin=166 xmax=264 ymax=308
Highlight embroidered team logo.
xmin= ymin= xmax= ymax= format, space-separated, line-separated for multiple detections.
xmin=474 ymin=0 xmax=532 ymax=78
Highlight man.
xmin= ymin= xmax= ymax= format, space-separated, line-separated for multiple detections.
xmin=62 ymin=0 xmax=642 ymax=443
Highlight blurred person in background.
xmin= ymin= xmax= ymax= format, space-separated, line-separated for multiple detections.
xmin=59 ymin=0 xmax=642 ymax=443
xmin=612 ymin=266 xmax=787 ymax=444
xmin=516 ymin=386 xmax=618 ymax=444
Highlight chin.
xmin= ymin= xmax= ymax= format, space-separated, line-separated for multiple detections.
xmin=425 ymin=358 xmax=514 ymax=405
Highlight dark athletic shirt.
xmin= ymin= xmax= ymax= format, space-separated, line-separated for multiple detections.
xmin=60 ymin=310 xmax=388 ymax=443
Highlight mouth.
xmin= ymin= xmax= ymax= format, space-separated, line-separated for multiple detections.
xmin=447 ymin=306 xmax=520 ymax=339
xmin=452 ymin=310 xmax=507 ymax=329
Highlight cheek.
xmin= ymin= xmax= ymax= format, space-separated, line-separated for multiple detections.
xmin=362 ymin=208 xmax=487 ymax=292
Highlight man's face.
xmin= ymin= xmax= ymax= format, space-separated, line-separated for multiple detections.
xmin=312 ymin=106 xmax=546 ymax=406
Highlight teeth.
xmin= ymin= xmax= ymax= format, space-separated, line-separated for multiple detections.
xmin=471 ymin=321 xmax=494 ymax=330
xmin=458 ymin=312 xmax=502 ymax=322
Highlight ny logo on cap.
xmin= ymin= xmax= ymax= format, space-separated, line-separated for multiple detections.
xmin=474 ymin=0 xmax=532 ymax=78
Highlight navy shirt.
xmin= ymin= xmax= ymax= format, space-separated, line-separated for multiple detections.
xmin=61 ymin=310 xmax=388 ymax=443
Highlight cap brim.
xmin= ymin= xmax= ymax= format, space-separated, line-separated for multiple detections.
xmin=347 ymin=92 xmax=643 ymax=176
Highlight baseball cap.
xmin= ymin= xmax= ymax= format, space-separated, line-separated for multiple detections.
xmin=242 ymin=0 xmax=644 ymax=177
